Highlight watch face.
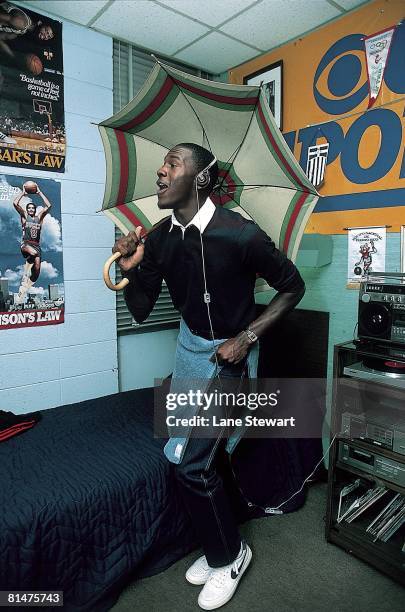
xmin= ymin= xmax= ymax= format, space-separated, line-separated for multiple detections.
xmin=246 ymin=329 xmax=257 ymax=343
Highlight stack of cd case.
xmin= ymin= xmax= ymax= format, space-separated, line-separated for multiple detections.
xmin=338 ymin=484 xmax=387 ymax=523
xmin=366 ymin=494 xmax=405 ymax=543
xmin=336 ymin=479 xmax=405 ymax=546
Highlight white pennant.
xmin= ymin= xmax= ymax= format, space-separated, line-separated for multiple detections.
xmin=364 ymin=26 xmax=396 ymax=109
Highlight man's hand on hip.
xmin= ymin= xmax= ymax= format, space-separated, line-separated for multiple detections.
xmin=210 ymin=332 xmax=251 ymax=365
xmin=112 ymin=226 xmax=144 ymax=272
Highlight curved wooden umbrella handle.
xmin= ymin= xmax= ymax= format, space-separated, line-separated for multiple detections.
xmin=103 ymin=252 xmax=129 ymax=291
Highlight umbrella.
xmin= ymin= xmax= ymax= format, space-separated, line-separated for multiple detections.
xmin=99 ymin=59 xmax=318 ymax=290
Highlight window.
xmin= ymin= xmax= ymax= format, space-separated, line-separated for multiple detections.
xmin=114 ymin=228 xmax=180 ymax=332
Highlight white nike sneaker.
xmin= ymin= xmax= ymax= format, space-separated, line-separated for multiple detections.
xmin=185 ymin=554 xmax=212 ymax=585
xmin=197 ymin=542 xmax=252 ymax=610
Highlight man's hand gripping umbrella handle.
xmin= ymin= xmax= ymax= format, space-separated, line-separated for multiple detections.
xmin=104 ymin=226 xmax=145 ymax=292
xmin=103 ymin=252 xmax=130 ymax=291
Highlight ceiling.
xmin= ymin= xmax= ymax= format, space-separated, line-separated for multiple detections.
xmin=22 ymin=0 xmax=371 ymax=73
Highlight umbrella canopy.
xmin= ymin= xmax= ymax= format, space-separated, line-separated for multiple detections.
xmin=99 ymin=59 xmax=318 ymax=262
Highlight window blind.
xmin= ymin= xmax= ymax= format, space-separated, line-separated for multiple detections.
xmin=114 ymin=227 xmax=180 ymax=332
xmin=112 ymin=41 xmax=214 ymax=332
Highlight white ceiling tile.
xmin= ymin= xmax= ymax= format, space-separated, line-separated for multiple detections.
xmin=175 ymin=32 xmax=260 ymax=73
xmin=93 ymin=0 xmax=209 ymax=55
xmin=22 ymin=1 xmax=108 ymax=25
xmin=157 ymin=0 xmax=259 ymax=27
xmin=220 ymin=0 xmax=339 ymax=51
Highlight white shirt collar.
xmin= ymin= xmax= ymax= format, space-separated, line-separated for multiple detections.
xmin=169 ymin=197 xmax=216 ymax=235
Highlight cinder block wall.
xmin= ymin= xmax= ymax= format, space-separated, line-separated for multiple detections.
xmin=0 ymin=18 xmax=118 ymax=413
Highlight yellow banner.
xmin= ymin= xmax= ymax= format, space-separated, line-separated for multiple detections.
xmin=230 ymin=0 xmax=405 ymax=234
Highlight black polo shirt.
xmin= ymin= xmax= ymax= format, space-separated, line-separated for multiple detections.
xmin=124 ymin=205 xmax=304 ymax=337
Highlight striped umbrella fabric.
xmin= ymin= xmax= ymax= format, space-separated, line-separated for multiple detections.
xmin=99 ymin=60 xmax=318 ymax=261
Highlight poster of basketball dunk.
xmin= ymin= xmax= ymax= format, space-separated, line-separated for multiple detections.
xmin=0 ymin=3 xmax=65 ymax=172
xmin=0 ymin=174 xmax=64 ymax=330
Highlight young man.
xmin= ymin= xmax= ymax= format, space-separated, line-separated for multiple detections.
xmin=113 ymin=143 xmax=305 ymax=610
xmin=13 ymin=183 xmax=52 ymax=303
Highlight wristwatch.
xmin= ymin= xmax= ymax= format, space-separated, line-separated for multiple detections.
xmin=244 ymin=328 xmax=258 ymax=344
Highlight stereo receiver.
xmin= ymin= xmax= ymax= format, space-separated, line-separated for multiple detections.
xmin=338 ymin=442 xmax=405 ymax=488
xmin=341 ymin=412 xmax=405 ymax=455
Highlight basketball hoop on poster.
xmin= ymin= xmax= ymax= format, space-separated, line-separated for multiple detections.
xmin=33 ymin=99 xmax=53 ymax=137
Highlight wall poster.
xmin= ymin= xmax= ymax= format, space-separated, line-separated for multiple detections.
xmin=0 ymin=174 xmax=64 ymax=329
xmin=347 ymin=226 xmax=386 ymax=288
xmin=0 ymin=2 xmax=65 ymax=171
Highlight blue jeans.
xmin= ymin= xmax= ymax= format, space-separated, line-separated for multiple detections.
xmin=172 ymin=359 xmax=247 ymax=567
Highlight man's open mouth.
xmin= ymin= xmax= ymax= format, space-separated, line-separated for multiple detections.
xmin=156 ymin=180 xmax=169 ymax=195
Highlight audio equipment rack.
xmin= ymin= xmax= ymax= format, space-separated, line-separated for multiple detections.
xmin=326 ymin=341 xmax=405 ymax=586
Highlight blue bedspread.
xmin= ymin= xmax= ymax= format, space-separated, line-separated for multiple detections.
xmin=0 ymin=389 xmax=196 ymax=611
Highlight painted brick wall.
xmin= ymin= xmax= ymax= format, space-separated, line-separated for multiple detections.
xmin=118 ymin=328 xmax=179 ymax=391
xmin=0 ymin=18 xmax=117 ymax=414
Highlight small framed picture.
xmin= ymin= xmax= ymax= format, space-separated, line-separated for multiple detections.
xmin=244 ymin=60 xmax=283 ymax=130
xmin=401 ymin=225 xmax=405 ymax=273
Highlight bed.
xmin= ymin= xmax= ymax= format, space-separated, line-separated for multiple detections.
xmin=0 ymin=388 xmax=196 ymax=611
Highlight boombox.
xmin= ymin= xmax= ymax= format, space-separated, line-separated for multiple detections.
xmin=358 ymin=273 xmax=405 ymax=346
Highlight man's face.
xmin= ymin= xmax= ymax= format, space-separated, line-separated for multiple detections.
xmin=156 ymin=146 xmax=197 ymax=209
xmin=27 ymin=204 xmax=36 ymax=217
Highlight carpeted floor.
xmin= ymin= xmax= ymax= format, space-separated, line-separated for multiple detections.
xmin=111 ymin=483 xmax=404 ymax=612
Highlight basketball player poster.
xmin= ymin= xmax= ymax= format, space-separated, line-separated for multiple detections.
xmin=0 ymin=3 xmax=65 ymax=172
xmin=0 ymin=173 xmax=64 ymax=329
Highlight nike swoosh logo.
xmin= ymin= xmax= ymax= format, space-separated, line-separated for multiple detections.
xmin=230 ymin=546 xmax=246 ymax=579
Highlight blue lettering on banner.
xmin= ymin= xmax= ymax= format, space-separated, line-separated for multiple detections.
xmin=340 ymin=109 xmax=403 ymax=184
xmin=313 ymin=34 xmax=369 ymax=114
xmin=383 ymin=21 xmax=405 ymax=94
xmin=298 ymin=121 xmax=345 ymax=170
xmin=282 ymin=131 xmax=296 ymax=153
xmin=400 ymin=103 xmax=405 ymax=180
xmin=400 ymin=144 xmax=405 ymax=180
